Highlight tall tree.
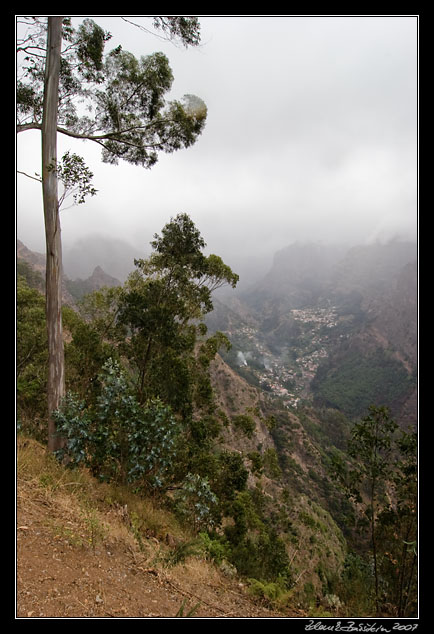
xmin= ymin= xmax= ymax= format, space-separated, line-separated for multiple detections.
xmin=118 ymin=213 xmax=238 ymax=411
xmin=41 ymin=17 xmax=64 ymax=451
xmin=330 ymin=405 xmax=417 ymax=616
xmin=17 ymin=16 xmax=207 ymax=450
xmin=347 ymin=406 xmax=398 ymax=614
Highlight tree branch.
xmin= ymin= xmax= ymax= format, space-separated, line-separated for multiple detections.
xmin=17 ymin=170 xmax=42 ymax=183
xmin=17 ymin=120 xmax=166 ymax=143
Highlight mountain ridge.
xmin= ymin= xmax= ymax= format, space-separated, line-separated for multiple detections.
xmin=17 ymin=239 xmax=122 ymax=304
xmin=209 ymin=239 xmax=417 ymax=426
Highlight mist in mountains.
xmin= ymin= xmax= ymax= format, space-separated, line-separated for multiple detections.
xmin=62 ymin=235 xmax=144 ymax=282
xmin=58 ymin=231 xmax=417 ymax=298
xmin=205 ymin=236 xmax=417 ymax=427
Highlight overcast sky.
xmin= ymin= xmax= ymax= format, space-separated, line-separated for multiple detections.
xmin=16 ymin=15 xmax=418 ymax=274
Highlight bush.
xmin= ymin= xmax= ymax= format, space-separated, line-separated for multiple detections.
xmin=198 ymin=531 xmax=228 ymax=564
xmin=174 ymin=473 xmax=219 ymax=532
xmin=232 ymin=413 xmax=256 ymax=438
xmin=54 ymin=359 xmax=181 ymax=489
xmin=16 ymin=275 xmax=48 ymax=421
xmin=248 ymin=576 xmax=293 ymax=608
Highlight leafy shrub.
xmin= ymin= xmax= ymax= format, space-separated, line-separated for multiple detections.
xmin=232 ymin=413 xmax=256 ymax=438
xmin=248 ymin=577 xmax=293 ymax=608
xmin=198 ymin=531 xmax=228 ymax=564
xmin=16 ymin=275 xmax=48 ymax=422
xmin=263 ymin=448 xmax=282 ymax=478
xmin=174 ymin=473 xmax=219 ymax=531
xmin=54 ymin=359 xmax=181 ymax=489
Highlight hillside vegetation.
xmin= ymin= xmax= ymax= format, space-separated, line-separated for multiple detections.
xmin=17 ymin=222 xmax=417 ymax=618
xmin=17 ymin=435 xmax=304 ymax=618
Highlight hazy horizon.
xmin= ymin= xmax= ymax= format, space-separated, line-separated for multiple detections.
xmin=17 ymin=15 xmax=418 ymax=273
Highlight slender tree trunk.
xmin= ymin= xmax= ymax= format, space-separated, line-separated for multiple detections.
xmin=370 ymin=478 xmax=379 ymax=615
xmin=397 ymin=520 xmax=413 ymax=615
xmin=42 ymin=17 xmax=65 ymax=452
xmin=139 ymin=337 xmax=153 ymax=403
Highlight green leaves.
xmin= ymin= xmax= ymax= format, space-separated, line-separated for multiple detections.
xmin=92 ymin=51 xmax=206 ymax=167
xmin=348 ymin=405 xmax=398 ymax=483
xmin=55 ymin=151 xmax=97 ymax=207
xmin=54 ymin=359 xmax=181 ymax=489
xmin=119 ymin=214 xmax=237 ymax=412
xmin=16 ymin=275 xmax=48 ymax=421
xmin=175 ymin=473 xmax=219 ymax=531
xmin=152 ymin=17 xmax=201 ymax=48
xmin=75 ymin=18 xmax=112 ymax=80
xmin=329 ymin=405 xmax=417 ymax=616
xmin=18 ymin=17 xmax=207 ymax=168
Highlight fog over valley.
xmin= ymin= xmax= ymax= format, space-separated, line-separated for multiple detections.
xmin=16 ymin=16 xmax=419 ymax=618
xmin=17 ymin=15 xmax=417 ymax=282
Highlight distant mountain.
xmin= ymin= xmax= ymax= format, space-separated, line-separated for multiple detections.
xmin=65 ymin=266 xmax=121 ymax=301
xmin=17 ymin=239 xmax=46 ymax=274
xmin=208 ymin=239 xmax=417 ymax=426
xmin=17 ymin=239 xmax=77 ymax=308
xmin=329 ymin=240 xmax=417 ymax=299
xmin=17 ymin=240 xmax=121 ymax=307
xmin=241 ymin=242 xmax=347 ymax=313
xmin=62 ymin=235 xmax=144 ymax=282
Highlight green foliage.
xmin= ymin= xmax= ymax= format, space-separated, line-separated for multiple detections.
xmin=231 ymin=413 xmax=255 ymax=438
xmin=213 ymin=451 xmax=248 ymax=502
xmin=198 ymin=532 xmax=227 ymax=565
xmin=330 ymin=406 xmax=417 ymax=616
xmin=312 ymin=348 xmax=415 ymax=419
xmin=162 ymin=538 xmax=203 ymax=567
xmin=55 ymin=151 xmax=97 ymax=207
xmin=174 ymin=473 xmax=219 ymax=532
xmin=248 ymin=451 xmax=264 ymax=477
xmin=229 ymin=527 xmax=292 ymax=584
xmin=118 ymin=214 xmax=237 ymax=415
xmin=303 ymin=407 xmax=350 ymax=451
xmin=337 ymin=552 xmax=375 ymax=615
xmin=17 ymin=259 xmax=44 ymax=291
xmin=75 ymin=18 xmax=111 ymax=80
xmin=54 ymin=359 xmax=181 ymax=489
xmin=209 ymin=488 xmax=294 ymax=585
xmin=263 ymin=448 xmax=282 ymax=479
xmin=175 ymin=597 xmax=201 ymax=618
xmin=16 ymin=275 xmax=48 ymax=425
xmin=348 ymin=405 xmax=398 ymax=503
xmin=18 ymin=18 xmax=207 ymax=167
xmin=247 ymin=576 xmax=294 ymax=608
xmin=63 ymin=309 xmax=118 ymax=402
xmin=152 ymin=17 xmax=201 ymax=48
xmin=376 ymin=427 xmax=418 ymax=616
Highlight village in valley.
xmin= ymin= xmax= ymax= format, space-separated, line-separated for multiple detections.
xmin=224 ymin=305 xmax=343 ymax=409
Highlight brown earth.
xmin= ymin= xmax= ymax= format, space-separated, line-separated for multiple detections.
xmin=16 ymin=438 xmax=305 ymax=620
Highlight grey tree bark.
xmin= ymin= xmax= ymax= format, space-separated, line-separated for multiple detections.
xmin=41 ymin=16 xmax=65 ymax=452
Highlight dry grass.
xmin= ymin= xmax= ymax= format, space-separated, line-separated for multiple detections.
xmin=16 ymin=435 xmax=211 ymax=581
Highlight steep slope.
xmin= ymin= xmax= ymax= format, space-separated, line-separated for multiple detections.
xmin=17 ymin=437 xmax=298 ymax=619
xmin=311 ymin=256 xmax=417 ymax=424
xmin=209 ymin=354 xmax=348 ymax=604
xmin=209 ymin=240 xmax=417 ymax=426
xmin=17 ymin=240 xmax=122 ymax=307
xmin=17 ymin=239 xmax=77 ymax=308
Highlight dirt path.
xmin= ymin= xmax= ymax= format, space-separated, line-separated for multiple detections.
xmin=16 ymin=472 xmax=303 ymax=619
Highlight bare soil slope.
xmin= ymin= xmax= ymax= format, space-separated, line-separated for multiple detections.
xmin=16 ymin=437 xmax=304 ymax=619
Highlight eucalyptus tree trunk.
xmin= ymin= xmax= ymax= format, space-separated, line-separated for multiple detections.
xmin=41 ymin=16 xmax=65 ymax=452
